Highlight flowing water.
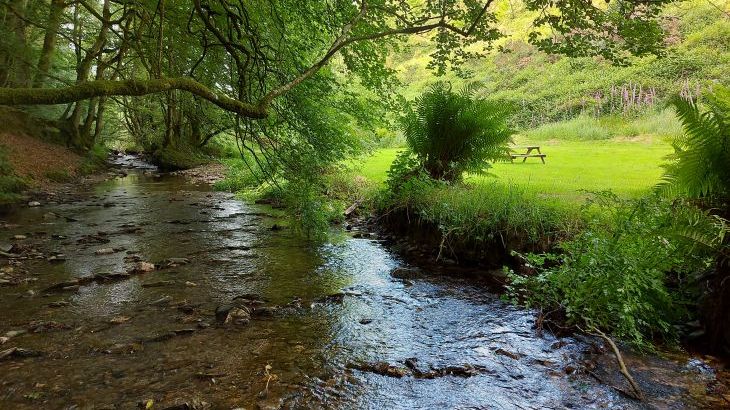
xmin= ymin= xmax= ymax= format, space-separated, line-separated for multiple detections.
xmin=0 ymin=156 xmax=726 ymax=409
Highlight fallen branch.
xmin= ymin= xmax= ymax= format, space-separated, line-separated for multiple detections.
xmin=344 ymin=198 xmax=363 ymax=217
xmin=589 ymin=327 xmax=644 ymax=401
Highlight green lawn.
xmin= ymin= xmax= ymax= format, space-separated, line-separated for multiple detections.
xmin=353 ymin=137 xmax=673 ymax=203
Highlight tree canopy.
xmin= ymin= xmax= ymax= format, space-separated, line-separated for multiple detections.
xmin=0 ymin=0 xmax=674 ymax=174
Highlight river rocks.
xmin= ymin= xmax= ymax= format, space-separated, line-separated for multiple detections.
xmin=350 ymin=359 xmax=489 ymax=380
xmin=494 ymin=348 xmax=523 ymax=360
xmin=132 ymin=261 xmax=156 ymax=273
xmin=315 ymin=292 xmax=346 ymax=304
xmin=42 ymin=212 xmax=58 ymax=220
xmin=215 ymin=304 xmax=234 ymax=322
xmin=12 ymin=235 xmax=27 ymax=240
xmin=551 ymin=340 xmax=568 ymax=350
xmin=0 ymin=337 xmax=8 ymax=345
xmin=27 ymin=201 xmax=41 ymax=207
xmin=0 ymin=347 xmax=42 ymax=360
xmin=5 ymin=330 xmax=27 ymax=338
xmin=109 ymin=316 xmax=131 ymax=324
xmin=233 ymin=293 xmax=267 ymax=303
xmin=27 ymin=320 xmax=70 ymax=333
xmin=142 ymin=280 xmax=175 ymax=288
xmin=95 ymin=248 xmax=116 ymax=255
xmin=47 ymin=254 xmax=66 ymax=263
xmin=144 ymin=328 xmax=197 ymax=343
xmin=348 ymin=361 xmax=408 ymax=378
xmin=104 ymin=342 xmax=143 ymax=355
xmin=224 ymin=307 xmax=251 ymax=325
xmin=390 ymin=267 xmax=421 ymax=280
xmin=77 ymin=233 xmax=110 ymax=244
xmin=251 ymin=306 xmax=277 ymax=317
xmin=216 ymin=303 xmax=254 ymax=324
xmin=162 ymin=257 xmax=190 ymax=267
xmin=149 ymin=295 xmax=173 ymax=306
xmin=160 ymin=399 xmax=211 ymax=410
xmin=8 ymin=243 xmax=33 ymax=254
xmin=359 ymin=318 xmax=373 ymax=325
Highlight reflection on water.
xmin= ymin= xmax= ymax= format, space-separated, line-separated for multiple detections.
xmin=0 ymin=163 xmax=724 ymax=409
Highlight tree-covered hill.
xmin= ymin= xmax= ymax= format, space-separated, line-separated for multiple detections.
xmin=391 ymin=0 xmax=730 ymax=128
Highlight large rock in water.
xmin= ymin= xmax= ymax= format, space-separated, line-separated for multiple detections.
xmin=390 ymin=267 xmax=421 ymax=280
xmin=224 ymin=307 xmax=251 ymax=325
xmin=215 ymin=304 xmax=251 ymax=325
xmin=132 ymin=261 xmax=155 ymax=273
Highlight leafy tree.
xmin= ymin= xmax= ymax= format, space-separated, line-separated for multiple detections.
xmin=400 ymin=82 xmax=513 ymax=182
xmin=0 ymin=0 xmax=674 ymax=121
xmin=0 ymin=0 xmax=676 ymax=175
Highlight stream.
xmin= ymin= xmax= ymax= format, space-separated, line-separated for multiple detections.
xmin=0 ymin=156 xmax=727 ymax=409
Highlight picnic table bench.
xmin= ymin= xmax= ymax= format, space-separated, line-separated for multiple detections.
xmin=510 ymin=145 xmax=546 ymax=164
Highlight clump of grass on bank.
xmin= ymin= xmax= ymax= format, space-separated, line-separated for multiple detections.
xmin=78 ymin=144 xmax=109 ymax=175
xmin=217 ymin=156 xmax=378 ymax=239
xmin=378 ymin=175 xmax=582 ymax=250
xmin=213 ymin=158 xmax=261 ymax=192
xmin=153 ymin=146 xmax=211 ymax=171
xmin=44 ymin=169 xmax=74 ymax=182
xmin=0 ymin=146 xmax=27 ymax=204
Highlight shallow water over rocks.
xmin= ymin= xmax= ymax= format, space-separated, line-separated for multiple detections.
xmin=0 ymin=158 xmax=726 ymax=409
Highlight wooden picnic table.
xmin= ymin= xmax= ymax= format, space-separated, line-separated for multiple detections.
xmin=510 ymin=145 xmax=546 ymax=164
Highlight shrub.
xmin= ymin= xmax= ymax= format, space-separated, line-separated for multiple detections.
xmin=153 ymin=146 xmax=210 ymax=171
xmin=659 ymin=85 xmax=730 ymax=208
xmin=400 ymin=82 xmax=514 ymax=182
xmin=213 ymin=157 xmax=261 ymax=192
xmin=78 ymin=144 xmax=109 ymax=175
xmin=44 ymin=169 xmax=73 ymax=182
xmin=0 ymin=146 xmax=27 ymax=203
xmin=282 ymin=181 xmax=344 ymax=240
xmin=506 ymin=192 xmax=723 ymax=348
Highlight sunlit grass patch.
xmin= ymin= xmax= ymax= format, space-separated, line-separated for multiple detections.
xmin=356 ymin=136 xmax=672 ymax=204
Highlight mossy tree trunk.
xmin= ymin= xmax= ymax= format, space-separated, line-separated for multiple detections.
xmin=0 ymin=0 xmax=31 ymax=88
xmin=34 ymin=0 xmax=65 ymax=88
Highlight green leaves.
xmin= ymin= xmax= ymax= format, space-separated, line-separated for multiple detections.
xmin=660 ymin=85 xmax=730 ymax=204
xmin=507 ymin=193 xmax=722 ymax=348
xmin=525 ymin=0 xmax=671 ymax=65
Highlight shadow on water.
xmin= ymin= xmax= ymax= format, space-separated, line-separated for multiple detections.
xmin=0 ymin=156 xmax=726 ymax=409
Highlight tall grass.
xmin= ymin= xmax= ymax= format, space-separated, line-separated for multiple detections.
xmin=523 ymin=109 xmax=683 ymax=142
xmin=381 ymin=177 xmax=582 ymax=248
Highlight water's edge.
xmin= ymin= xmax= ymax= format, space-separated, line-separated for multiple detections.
xmin=0 ymin=156 xmax=726 ymax=409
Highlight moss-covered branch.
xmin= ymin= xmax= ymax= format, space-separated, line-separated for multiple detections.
xmin=0 ymin=78 xmax=268 ymax=119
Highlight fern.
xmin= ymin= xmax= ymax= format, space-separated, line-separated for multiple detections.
xmin=401 ymin=82 xmax=514 ymax=182
xmin=659 ymin=85 xmax=730 ymax=206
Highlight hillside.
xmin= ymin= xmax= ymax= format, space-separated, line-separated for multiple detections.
xmin=390 ymin=0 xmax=730 ymax=128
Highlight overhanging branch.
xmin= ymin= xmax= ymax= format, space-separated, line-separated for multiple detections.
xmin=0 ymin=1 xmax=495 ymax=119
xmin=0 ymin=78 xmax=268 ymax=119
